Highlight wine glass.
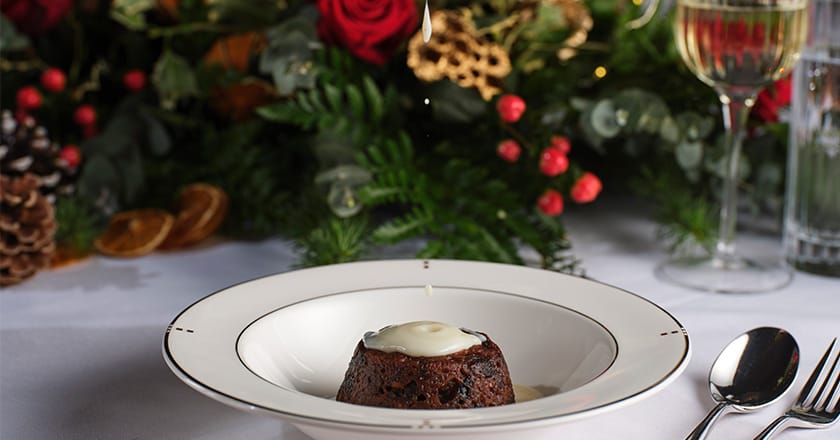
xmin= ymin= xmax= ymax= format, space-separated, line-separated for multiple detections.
xmin=657 ymin=0 xmax=809 ymax=293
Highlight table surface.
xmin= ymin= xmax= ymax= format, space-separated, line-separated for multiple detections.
xmin=2 ymin=201 xmax=838 ymax=440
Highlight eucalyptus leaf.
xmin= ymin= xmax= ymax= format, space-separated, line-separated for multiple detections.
xmin=77 ymin=154 xmax=121 ymax=203
xmin=675 ymin=140 xmax=703 ymax=170
xmin=110 ymin=0 xmax=154 ymax=30
xmin=590 ymin=99 xmax=621 ymax=138
xmin=153 ymin=50 xmax=199 ymax=109
xmin=139 ymin=111 xmax=172 ymax=156
xmin=315 ymin=165 xmax=372 ymax=186
xmin=660 ymin=116 xmax=680 ymax=144
xmin=0 ymin=16 xmax=29 ymax=52
xmin=114 ymin=144 xmax=144 ymax=204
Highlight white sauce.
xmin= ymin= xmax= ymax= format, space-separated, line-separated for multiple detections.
xmin=513 ymin=384 xmax=543 ymax=402
xmin=422 ymin=1 xmax=432 ymax=43
xmin=363 ymin=321 xmax=482 ymax=357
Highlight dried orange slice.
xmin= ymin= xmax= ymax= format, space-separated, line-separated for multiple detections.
xmin=94 ymin=209 xmax=174 ymax=257
xmin=160 ymin=183 xmax=228 ymax=250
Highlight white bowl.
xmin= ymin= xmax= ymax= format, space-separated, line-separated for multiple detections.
xmin=164 ymin=260 xmax=690 ymax=440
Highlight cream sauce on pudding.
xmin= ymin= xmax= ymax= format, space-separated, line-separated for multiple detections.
xmin=363 ymin=321 xmax=483 ymax=357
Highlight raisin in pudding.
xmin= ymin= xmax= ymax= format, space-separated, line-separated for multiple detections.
xmin=336 ymin=321 xmax=515 ymax=409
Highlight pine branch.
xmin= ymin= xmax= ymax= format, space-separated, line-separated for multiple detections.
xmin=294 ymin=216 xmax=371 ymax=268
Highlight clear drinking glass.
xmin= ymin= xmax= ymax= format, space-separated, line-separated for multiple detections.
xmin=784 ymin=0 xmax=840 ymax=277
xmin=658 ymin=0 xmax=809 ymax=292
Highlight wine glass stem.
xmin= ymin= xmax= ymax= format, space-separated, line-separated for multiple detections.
xmin=715 ymin=91 xmax=756 ymax=262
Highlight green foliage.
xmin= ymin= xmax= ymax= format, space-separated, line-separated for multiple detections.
xmin=259 ymin=6 xmax=319 ymax=95
xmin=294 ymin=216 xmax=371 ymax=268
xmin=356 ymin=133 xmax=578 ymax=271
xmin=54 ymin=196 xmax=103 ymax=254
xmin=153 ymin=49 xmax=200 ymax=109
xmin=78 ymin=98 xmax=172 ymax=211
xmin=143 ymin=120 xmax=299 ymax=239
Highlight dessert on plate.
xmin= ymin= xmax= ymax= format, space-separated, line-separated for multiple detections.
xmin=336 ymin=321 xmax=515 ymax=409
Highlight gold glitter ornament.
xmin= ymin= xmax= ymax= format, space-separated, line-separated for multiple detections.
xmin=407 ymin=10 xmax=511 ymax=101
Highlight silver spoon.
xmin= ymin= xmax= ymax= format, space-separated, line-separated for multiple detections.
xmin=686 ymin=327 xmax=799 ymax=440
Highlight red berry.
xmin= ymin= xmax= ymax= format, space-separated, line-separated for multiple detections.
xmin=496 ymin=94 xmax=526 ymax=123
xmin=539 ymin=147 xmax=569 ymax=176
xmin=570 ymin=172 xmax=603 ymax=203
xmin=497 ymin=139 xmax=521 ymax=163
xmin=40 ymin=68 xmax=67 ymax=93
xmin=537 ymin=189 xmax=564 ymax=216
xmin=59 ymin=145 xmax=82 ymax=168
xmin=123 ymin=69 xmax=147 ymax=92
xmin=74 ymin=105 xmax=97 ymax=126
xmin=16 ymin=86 xmax=42 ymax=110
xmin=550 ymin=135 xmax=571 ymax=155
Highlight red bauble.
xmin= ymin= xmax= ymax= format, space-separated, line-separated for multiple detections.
xmin=496 ymin=94 xmax=526 ymax=123
xmin=73 ymin=105 xmax=97 ymax=126
xmin=537 ymin=189 xmax=564 ymax=216
xmin=40 ymin=68 xmax=66 ymax=92
xmin=497 ymin=139 xmax=521 ymax=163
xmin=59 ymin=144 xmax=81 ymax=168
xmin=123 ymin=69 xmax=147 ymax=92
xmin=539 ymin=148 xmax=569 ymax=176
xmin=550 ymin=135 xmax=571 ymax=155
xmin=570 ymin=172 xmax=603 ymax=203
xmin=16 ymin=86 xmax=42 ymax=110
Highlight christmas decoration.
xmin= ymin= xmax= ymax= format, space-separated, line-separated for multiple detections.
xmin=73 ymin=105 xmax=96 ymax=127
xmin=538 ymin=190 xmax=564 ymax=216
xmin=539 ymin=148 xmax=569 ymax=177
xmin=0 ymin=173 xmax=57 ymax=286
xmin=497 ymin=140 xmax=521 ymax=163
xmin=94 ymin=209 xmax=174 ymax=257
xmin=58 ymin=145 xmax=81 ymax=168
xmin=16 ymin=86 xmax=41 ymax=110
xmin=550 ymin=136 xmax=571 ymax=155
xmin=123 ymin=70 xmax=147 ymax=92
xmin=497 ymin=95 xmax=526 ymax=123
xmin=40 ymin=68 xmax=66 ymax=93
xmin=0 ymin=111 xmax=76 ymax=203
xmin=160 ymin=183 xmax=228 ymax=249
xmin=316 ymin=0 xmax=417 ymax=66
xmin=1 ymin=0 xmax=73 ymax=35
xmin=570 ymin=172 xmax=602 ymax=204
xmin=0 ymin=0 xmax=793 ymax=280
xmin=406 ymin=10 xmax=511 ymax=100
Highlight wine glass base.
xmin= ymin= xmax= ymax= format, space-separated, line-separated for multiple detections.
xmin=655 ymin=255 xmax=792 ymax=294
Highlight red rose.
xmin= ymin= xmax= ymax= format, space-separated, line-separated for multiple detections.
xmin=1 ymin=0 xmax=72 ymax=35
xmin=316 ymin=0 xmax=418 ymax=66
xmin=570 ymin=172 xmax=602 ymax=204
xmin=753 ymin=77 xmax=792 ymax=123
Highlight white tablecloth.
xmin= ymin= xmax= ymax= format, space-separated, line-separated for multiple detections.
xmin=2 ymin=201 xmax=838 ymax=439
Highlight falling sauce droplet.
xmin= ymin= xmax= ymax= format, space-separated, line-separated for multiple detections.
xmin=422 ymin=1 xmax=432 ymax=43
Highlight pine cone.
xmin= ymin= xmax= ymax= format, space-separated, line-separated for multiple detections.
xmin=0 ymin=110 xmax=76 ymax=204
xmin=1 ymin=173 xmax=57 ymax=286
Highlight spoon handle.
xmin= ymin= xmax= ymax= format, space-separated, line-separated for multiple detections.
xmin=753 ymin=415 xmax=793 ymax=440
xmin=686 ymin=402 xmax=731 ymax=440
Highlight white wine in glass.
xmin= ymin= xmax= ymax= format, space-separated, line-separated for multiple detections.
xmin=658 ymin=0 xmax=808 ymax=293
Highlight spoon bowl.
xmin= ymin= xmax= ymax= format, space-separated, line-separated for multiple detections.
xmin=686 ymin=327 xmax=799 ymax=440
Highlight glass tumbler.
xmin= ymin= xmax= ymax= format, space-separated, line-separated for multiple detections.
xmin=784 ymin=0 xmax=840 ymax=277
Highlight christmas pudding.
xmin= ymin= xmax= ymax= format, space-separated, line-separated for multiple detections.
xmin=335 ymin=321 xmax=515 ymax=409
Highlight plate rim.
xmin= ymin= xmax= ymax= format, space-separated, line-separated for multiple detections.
xmin=163 ymin=259 xmax=691 ymax=432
